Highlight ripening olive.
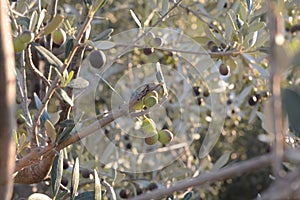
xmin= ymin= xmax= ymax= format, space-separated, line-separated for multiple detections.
xmin=61 ymin=176 xmax=69 ymax=186
xmin=153 ymin=37 xmax=163 ymax=47
xmin=219 ymin=64 xmax=230 ymax=76
xmin=248 ymin=96 xmax=257 ymax=106
xmin=143 ymin=47 xmax=154 ymax=55
xmin=81 ymin=168 xmax=91 ymax=178
xmin=52 ymin=28 xmax=66 ymax=45
xmin=119 ymin=189 xmax=129 ymax=199
xmin=89 ymin=49 xmax=106 ymax=69
xmin=144 ymin=131 xmax=158 ymax=145
xmin=158 ymin=129 xmax=173 ymax=144
xmin=19 ymin=30 xmax=34 ymax=43
xmin=13 ymin=36 xmax=27 ymax=53
xmin=148 ymin=182 xmax=158 ymax=190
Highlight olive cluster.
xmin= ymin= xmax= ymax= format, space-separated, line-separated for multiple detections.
xmin=193 ymin=85 xmax=210 ymax=106
xmin=132 ymin=91 xmax=174 ymax=145
xmin=142 ymin=31 xmax=163 ymax=56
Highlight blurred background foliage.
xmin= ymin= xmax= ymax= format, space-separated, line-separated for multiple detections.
xmin=11 ymin=0 xmax=300 ymax=199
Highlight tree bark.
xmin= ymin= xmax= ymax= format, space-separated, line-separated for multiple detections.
xmin=0 ymin=0 xmax=16 ymax=199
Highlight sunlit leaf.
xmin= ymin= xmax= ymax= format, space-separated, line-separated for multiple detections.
xmin=28 ymin=193 xmax=51 ymax=200
xmin=246 ymin=0 xmax=253 ymax=13
xmin=71 ymin=157 xmax=80 ymax=200
xmin=57 ymin=88 xmax=74 ymax=107
xmin=32 ymin=43 xmax=63 ymax=69
xmin=94 ymin=169 xmax=102 ymax=200
xmin=130 ymin=9 xmax=142 ymax=29
xmin=29 ymin=11 xmax=38 ymax=32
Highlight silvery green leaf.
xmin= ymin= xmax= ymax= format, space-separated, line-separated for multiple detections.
xmin=246 ymin=0 xmax=253 ymax=13
xmin=51 ymin=151 xmax=64 ymax=198
xmin=94 ymin=170 xmax=102 ymax=200
xmin=130 ymin=9 xmax=142 ymax=29
xmin=95 ymin=40 xmax=115 ymax=50
xmin=211 ymin=152 xmax=231 ymax=171
xmin=94 ymin=28 xmax=114 ymax=41
xmin=71 ymin=158 xmax=79 ymax=200
xmin=67 ymin=77 xmax=89 ymax=89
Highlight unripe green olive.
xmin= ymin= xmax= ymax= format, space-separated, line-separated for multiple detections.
xmin=144 ymin=131 xmax=158 ymax=145
xmin=145 ymin=91 xmax=158 ymax=99
xmin=89 ymin=49 xmax=106 ymax=69
xmin=13 ymin=36 xmax=27 ymax=53
xmin=19 ymin=30 xmax=34 ymax=43
xmin=132 ymin=100 xmax=143 ymax=110
xmin=143 ymin=95 xmax=158 ymax=108
xmin=158 ymin=129 xmax=173 ymax=144
xmin=141 ymin=118 xmax=156 ymax=134
xmin=52 ymin=28 xmax=66 ymax=45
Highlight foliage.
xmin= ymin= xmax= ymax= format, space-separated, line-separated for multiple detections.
xmin=9 ymin=0 xmax=300 ymax=199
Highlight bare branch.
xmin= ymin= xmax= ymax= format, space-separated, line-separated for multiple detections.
xmin=129 ymin=154 xmax=272 ymax=200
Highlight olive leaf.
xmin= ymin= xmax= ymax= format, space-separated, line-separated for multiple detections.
xmin=51 ymin=151 xmax=64 ymax=199
xmin=71 ymin=158 xmax=80 ymax=200
xmin=32 ymin=43 xmax=63 ymax=69
xmin=282 ymin=88 xmax=300 ymax=136
xmin=94 ymin=169 xmax=102 ymax=200
xmin=75 ymin=191 xmax=95 ymax=200
xmin=130 ymin=9 xmax=142 ymax=29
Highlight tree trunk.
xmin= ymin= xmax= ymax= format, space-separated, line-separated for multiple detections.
xmin=0 ymin=0 xmax=16 ymax=199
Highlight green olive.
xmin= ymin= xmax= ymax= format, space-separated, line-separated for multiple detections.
xmin=19 ymin=30 xmax=34 ymax=43
xmin=141 ymin=118 xmax=156 ymax=134
xmin=143 ymin=95 xmax=158 ymax=108
xmin=52 ymin=28 xmax=66 ymax=45
xmin=13 ymin=36 xmax=27 ymax=53
xmin=158 ymin=129 xmax=173 ymax=144
xmin=132 ymin=100 xmax=143 ymax=110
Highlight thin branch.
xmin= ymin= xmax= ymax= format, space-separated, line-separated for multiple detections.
xmin=129 ymin=154 xmax=272 ymax=200
xmin=261 ymin=166 xmax=300 ymax=200
xmin=14 ymin=83 xmax=161 ymax=174
xmin=101 ymin=179 xmax=117 ymax=200
xmin=267 ymin=0 xmax=285 ymax=178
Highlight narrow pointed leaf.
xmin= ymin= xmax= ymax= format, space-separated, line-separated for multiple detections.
xmin=45 ymin=119 xmax=57 ymax=141
xmin=71 ymin=158 xmax=80 ymax=200
xmin=32 ymin=43 xmax=63 ymax=69
xmin=67 ymin=77 xmax=89 ymax=89
xmin=94 ymin=169 xmax=102 ymax=200
xmin=51 ymin=151 xmax=64 ymax=198
xmin=130 ymin=9 xmax=142 ymax=29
